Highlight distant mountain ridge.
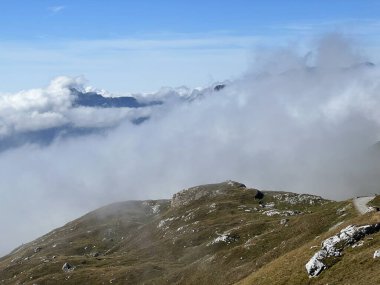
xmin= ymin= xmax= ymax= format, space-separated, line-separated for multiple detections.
xmin=70 ymin=88 xmax=163 ymax=108
xmin=0 ymin=82 xmax=227 ymax=151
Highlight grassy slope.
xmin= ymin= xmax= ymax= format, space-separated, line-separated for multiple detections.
xmin=0 ymin=182 xmax=353 ymax=285
xmin=236 ymin=211 xmax=380 ymax=285
xmin=368 ymin=195 xmax=380 ymax=208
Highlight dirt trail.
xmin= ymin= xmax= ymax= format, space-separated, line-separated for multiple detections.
xmin=353 ymin=196 xmax=375 ymax=214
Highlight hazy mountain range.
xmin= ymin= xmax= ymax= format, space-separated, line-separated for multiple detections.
xmin=0 ymin=81 xmax=226 ymax=151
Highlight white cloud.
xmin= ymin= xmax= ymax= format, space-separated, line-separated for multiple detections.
xmin=0 ymin=76 xmax=159 ymax=137
xmin=48 ymin=5 xmax=65 ymax=13
xmin=2 ymin=34 xmax=380 ymax=257
xmin=0 ymin=77 xmax=76 ymax=136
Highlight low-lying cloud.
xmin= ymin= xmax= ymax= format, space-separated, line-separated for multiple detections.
xmin=1 ymin=34 xmax=380 ymax=255
xmin=0 ymin=76 xmax=155 ymax=139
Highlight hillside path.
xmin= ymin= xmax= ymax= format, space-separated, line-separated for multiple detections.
xmin=353 ymin=196 xmax=375 ymax=214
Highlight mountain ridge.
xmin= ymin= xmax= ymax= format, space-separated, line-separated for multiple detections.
xmin=1 ymin=181 xmax=379 ymax=284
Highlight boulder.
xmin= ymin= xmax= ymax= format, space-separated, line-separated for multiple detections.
xmin=254 ymin=190 xmax=264 ymax=199
xmin=374 ymin=250 xmax=380 ymax=259
xmin=305 ymin=251 xmax=327 ymax=277
xmin=280 ymin=219 xmax=288 ymax=225
xmin=62 ymin=262 xmax=75 ymax=273
xmin=306 ymin=224 xmax=380 ymax=277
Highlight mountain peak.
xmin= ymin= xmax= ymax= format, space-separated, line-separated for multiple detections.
xmin=171 ymin=180 xmax=249 ymax=208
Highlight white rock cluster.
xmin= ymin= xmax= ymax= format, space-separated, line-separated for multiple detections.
xmin=157 ymin=217 xmax=176 ymax=229
xmin=142 ymin=201 xmax=161 ymax=214
xmin=207 ymin=232 xmax=239 ymax=246
xmin=273 ymin=193 xmax=323 ymax=205
xmin=151 ymin=204 xmax=160 ymax=214
xmin=306 ymin=224 xmax=380 ymax=277
xmin=263 ymin=209 xmax=301 ymax=217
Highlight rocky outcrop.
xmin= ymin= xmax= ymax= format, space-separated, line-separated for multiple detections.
xmin=273 ymin=193 xmax=324 ymax=205
xmin=306 ymin=224 xmax=380 ymax=277
xmin=171 ymin=181 xmax=247 ymax=208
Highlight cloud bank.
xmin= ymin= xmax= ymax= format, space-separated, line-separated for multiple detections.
xmin=1 ymin=34 xmax=380 ymax=255
xmin=0 ymin=76 xmax=163 ymax=142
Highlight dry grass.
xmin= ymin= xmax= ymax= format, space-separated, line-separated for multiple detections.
xmin=368 ymin=195 xmax=380 ymax=208
xmin=236 ymin=209 xmax=380 ymax=285
xmin=0 ymin=182 xmax=365 ymax=285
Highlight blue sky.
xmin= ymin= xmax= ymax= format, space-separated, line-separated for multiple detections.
xmin=1 ymin=0 xmax=380 ymax=93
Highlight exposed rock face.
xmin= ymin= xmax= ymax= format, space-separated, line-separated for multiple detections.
xmin=306 ymin=251 xmax=326 ymax=277
xmin=306 ymin=224 xmax=380 ymax=277
xmin=171 ymin=181 xmax=247 ymax=208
